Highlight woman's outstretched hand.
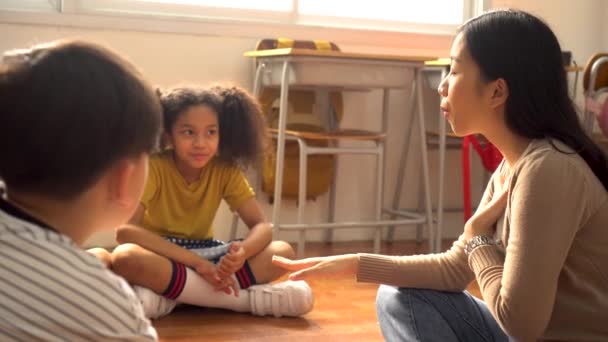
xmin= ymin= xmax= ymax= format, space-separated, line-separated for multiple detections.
xmin=272 ymin=254 xmax=359 ymax=281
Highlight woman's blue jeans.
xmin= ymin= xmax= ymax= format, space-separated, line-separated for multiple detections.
xmin=376 ymin=285 xmax=510 ymax=342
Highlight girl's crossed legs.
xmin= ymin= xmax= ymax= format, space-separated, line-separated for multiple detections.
xmin=110 ymin=239 xmax=313 ymax=318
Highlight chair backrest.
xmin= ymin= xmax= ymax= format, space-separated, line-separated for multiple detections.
xmin=583 ymin=53 xmax=608 ymax=93
xmin=582 ymin=53 xmax=608 ymax=134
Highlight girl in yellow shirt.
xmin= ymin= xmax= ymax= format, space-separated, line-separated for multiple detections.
xmin=108 ymin=85 xmax=313 ymax=318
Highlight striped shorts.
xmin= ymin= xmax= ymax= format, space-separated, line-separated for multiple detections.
xmin=164 ymin=237 xmax=257 ymax=289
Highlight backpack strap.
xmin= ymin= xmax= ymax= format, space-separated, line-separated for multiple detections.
xmin=313 ymin=40 xmax=333 ymax=51
xmin=277 ymin=37 xmax=295 ymax=49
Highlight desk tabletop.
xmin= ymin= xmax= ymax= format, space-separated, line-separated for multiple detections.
xmin=424 ymin=58 xmax=583 ymax=73
xmin=244 ymin=48 xmax=435 ymax=63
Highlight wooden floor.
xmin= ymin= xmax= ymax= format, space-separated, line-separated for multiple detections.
xmin=154 ymin=240 xmax=480 ymax=342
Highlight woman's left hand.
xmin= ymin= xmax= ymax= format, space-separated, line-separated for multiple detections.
xmin=464 ymin=187 xmax=509 ymax=240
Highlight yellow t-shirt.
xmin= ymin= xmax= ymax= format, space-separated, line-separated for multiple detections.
xmin=140 ymin=151 xmax=255 ymax=240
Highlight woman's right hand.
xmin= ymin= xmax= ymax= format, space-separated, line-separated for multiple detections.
xmin=272 ymin=254 xmax=359 ymax=281
xmin=193 ymin=259 xmax=239 ymax=296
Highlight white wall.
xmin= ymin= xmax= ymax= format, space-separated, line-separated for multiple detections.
xmin=1 ymin=0 xmax=604 ymax=248
xmin=491 ymin=0 xmax=606 ymax=106
xmin=491 ymin=0 xmax=604 ymax=63
xmin=604 ymin=1 xmax=608 ymax=51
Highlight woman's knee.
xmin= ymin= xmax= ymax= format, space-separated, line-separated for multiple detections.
xmin=376 ymin=285 xmax=412 ymax=318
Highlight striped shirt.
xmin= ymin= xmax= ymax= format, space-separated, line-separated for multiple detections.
xmin=0 ymin=201 xmax=158 ymax=341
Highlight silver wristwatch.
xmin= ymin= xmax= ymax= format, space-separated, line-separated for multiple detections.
xmin=464 ymin=235 xmax=496 ymax=256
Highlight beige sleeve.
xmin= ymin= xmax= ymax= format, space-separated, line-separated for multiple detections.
xmin=357 ymin=168 xmax=499 ymax=292
xmin=468 ymin=153 xmax=585 ymax=340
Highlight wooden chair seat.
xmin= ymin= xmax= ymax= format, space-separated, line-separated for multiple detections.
xmin=424 ymin=130 xmax=491 ymax=148
xmin=269 ymin=128 xmax=386 ymax=141
xmin=425 ymin=129 xmax=461 ymax=139
xmin=425 ymin=131 xmax=460 ymax=148
xmin=425 ymin=130 xmax=489 ymax=141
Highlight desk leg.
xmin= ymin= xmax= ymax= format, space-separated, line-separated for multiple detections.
xmin=252 ymin=63 xmax=265 ymax=205
xmin=297 ymin=139 xmax=308 ymax=258
xmin=252 ymin=62 xmax=264 ymax=98
xmin=271 ymin=61 xmax=290 ymax=242
xmin=437 ymin=68 xmax=448 ymax=252
xmin=373 ymin=89 xmax=389 ymax=253
xmin=318 ymin=90 xmax=337 ymax=245
xmin=387 ymin=84 xmax=417 ymax=241
xmin=415 ymin=68 xmax=435 ymax=252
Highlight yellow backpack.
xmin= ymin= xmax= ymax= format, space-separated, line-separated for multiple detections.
xmin=256 ymin=38 xmax=343 ymax=202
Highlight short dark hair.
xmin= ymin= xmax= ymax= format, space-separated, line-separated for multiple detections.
xmin=0 ymin=40 xmax=162 ymax=199
xmin=461 ymin=9 xmax=608 ymax=190
xmin=159 ymin=85 xmax=267 ymax=168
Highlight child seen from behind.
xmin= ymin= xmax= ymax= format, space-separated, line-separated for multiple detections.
xmin=0 ymin=40 xmax=160 ymax=340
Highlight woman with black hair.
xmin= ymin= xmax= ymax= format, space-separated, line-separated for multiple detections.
xmin=273 ymin=9 xmax=608 ymax=341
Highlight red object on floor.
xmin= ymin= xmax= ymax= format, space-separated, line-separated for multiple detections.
xmin=462 ymin=135 xmax=503 ymax=222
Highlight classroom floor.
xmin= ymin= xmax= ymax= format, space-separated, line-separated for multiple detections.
xmin=153 ymin=240 xmax=480 ymax=342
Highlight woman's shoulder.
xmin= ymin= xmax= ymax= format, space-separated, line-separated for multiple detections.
xmin=515 ymin=139 xmax=606 ymax=198
xmin=516 ymin=139 xmax=584 ymax=171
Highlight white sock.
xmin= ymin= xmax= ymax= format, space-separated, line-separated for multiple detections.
xmin=175 ymin=268 xmax=250 ymax=312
